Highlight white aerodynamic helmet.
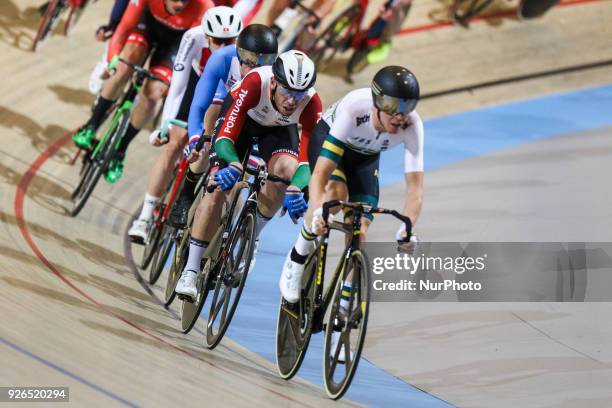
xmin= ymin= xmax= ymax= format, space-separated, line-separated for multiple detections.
xmin=272 ymin=50 xmax=317 ymax=91
xmin=202 ymin=6 xmax=242 ymax=39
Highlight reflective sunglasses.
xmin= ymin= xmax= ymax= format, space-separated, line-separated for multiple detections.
xmin=277 ymin=84 xmax=307 ymax=102
xmin=373 ymin=93 xmax=417 ymax=117
xmin=210 ymin=37 xmax=235 ymax=47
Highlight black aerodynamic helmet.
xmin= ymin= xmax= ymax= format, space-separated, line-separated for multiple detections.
xmin=371 ymin=66 xmax=420 ymax=115
xmin=236 ymin=24 xmax=278 ymax=67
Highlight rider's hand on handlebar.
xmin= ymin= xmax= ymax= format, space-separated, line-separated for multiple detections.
xmin=311 ymin=207 xmax=333 ymax=235
xmin=396 ymin=222 xmax=418 ymax=253
xmin=282 ymin=186 xmax=308 ymax=222
xmin=149 ymin=129 xmax=169 ymax=146
xmin=213 ymin=162 xmax=243 ymax=191
xmin=183 ymin=136 xmax=200 ymax=161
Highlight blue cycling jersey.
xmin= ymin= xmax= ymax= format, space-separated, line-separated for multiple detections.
xmin=187 ymin=44 xmax=242 ymax=137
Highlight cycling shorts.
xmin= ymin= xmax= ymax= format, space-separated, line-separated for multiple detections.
xmin=308 ymin=120 xmax=380 ymax=209
xmin=126 ymin=8 xmax=185 ymax=84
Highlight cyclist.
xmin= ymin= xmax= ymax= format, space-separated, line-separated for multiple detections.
xmin=126 ymin=6 xmax=242 ymax=243
xmin=270 ymin=0 xmax=412 ymax=62
xmin=72 ymin=0 xmax=214 ymax=183
xmin=175 ymin=50 xmax=323 ymax=301
xmin=165 ymin=24 xmax=277 ymax=230
xmin=280 ymin=65 xmax=424 ymax=303
xmin=280 ymin=65 xmax=423 ymax=361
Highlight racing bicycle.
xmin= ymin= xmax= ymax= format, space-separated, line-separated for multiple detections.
xmin=32 ymin=0 xmax=93 ymax=51
xmin=307 ymin=0 xmax=408 ymax=81
xmin=71 ymin=57 xmax=164 ymax=217
xmin=275 ymin=200 xmax=412 ymax=399
xmin=177 ymin=146 xmax=290 ymax=342
xmin=450 ymin=0 xmax=562 ymax=27
xmin=270 ymin=0 xmax=321 ymax=53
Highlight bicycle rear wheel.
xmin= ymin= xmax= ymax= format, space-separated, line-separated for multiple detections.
xmin=32 ymin=0 xmax=64 ymax=51
xmin=275 ymin=250 xmax=318 ymax=380
xmin=205 ymin=208 xmax=256 ymax=349
xmin=518 ymin=0 xmax=560 ymax=19
xmin=323 ymin=249 xmax=371 ymax=400
xmin=308 ymin=5 xmax=362 ymax=71
xmin=449 ymin=0 xmax=494 ymax=27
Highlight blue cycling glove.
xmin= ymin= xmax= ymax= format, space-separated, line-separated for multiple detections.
xmin=183 ymin=136 xmax=199 ymax=159
xmin=214 ymin=163 xmax=242 ymax=191
xmin=283 ymin=187 xmax=308 ymax=220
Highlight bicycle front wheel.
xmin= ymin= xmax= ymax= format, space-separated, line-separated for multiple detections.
xmin=275 ymin=249 xmax=318 ymax=380
xmin=323 ymin=249 xmax=371 ymax=400
xmin=32 ymin=0 xmax=64 ymax=51
xmin=205 ymin=207 xmax=256 ymax=349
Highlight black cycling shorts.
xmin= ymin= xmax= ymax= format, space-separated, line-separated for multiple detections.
xmin=209 ymin=93 xmax=300 ymax=168
xmin=308 ymin=120 xmax=380 ymax=208
xmin=126 ymin=8 xmax=184 ymax=83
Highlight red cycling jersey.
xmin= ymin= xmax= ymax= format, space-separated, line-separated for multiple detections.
xmin=107 ymin=0 xmax=213 ymax=62
xmin=217 ymin=66 xmax=323 ymax=166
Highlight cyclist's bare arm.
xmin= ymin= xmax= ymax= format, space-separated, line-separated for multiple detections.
xmin=307 ymin=156 xmax=338 ymax=223
xmin=403 ymin=171 xmax=423 ymax=225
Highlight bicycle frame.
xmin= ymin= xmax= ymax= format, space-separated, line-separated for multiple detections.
xmin=309 ymin=212 xmax=363 ymax=333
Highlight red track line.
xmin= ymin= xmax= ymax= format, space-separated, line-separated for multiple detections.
xmin=13 ymin=134 xmax=314 ymax=408
xmin=396 ymin=0 xmax=609 ymax=36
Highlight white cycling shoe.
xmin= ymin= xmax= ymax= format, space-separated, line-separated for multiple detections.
xmin=128 ymin=218 xmax=150 ymax=245
xmin=279 ymin=251 xmax=305 ymax=303
xmin=329 ymin=330 xmax=353 ymax=364
xmin=175 ymin=270 xmax=198 ymax=301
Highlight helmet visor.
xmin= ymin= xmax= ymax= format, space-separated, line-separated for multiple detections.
xmin=277 ymin=84 xmax=307 ymax=102
xmin=373 ymin=94 xmax=418 ymax=116
xmin=237 ymin=47 xmax=276 ymax=68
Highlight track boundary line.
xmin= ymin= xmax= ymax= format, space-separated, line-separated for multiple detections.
xmin=13 ymin=133 xmax=315 ymax=408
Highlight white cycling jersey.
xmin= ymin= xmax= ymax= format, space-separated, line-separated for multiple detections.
xmin=161 ymin=26 xmax=211 ymax=124
xmin=323 ymin=87 xmax=424 ymax=173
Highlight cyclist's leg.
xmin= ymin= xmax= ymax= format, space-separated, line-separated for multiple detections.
xmin=342 ymin=149 xmax=380 ymax=241
xmin=367 ymin=0 xmax=412 ymax=64
xmin=177 ymin=95 xmax=252 ymax=295
xmin=73 ymin=40 xmax=148 ymax=148
xmin=266 ymin=0 xmax=292 ymax=26
xmin=171 ymin=84 xmax=223 ymax=227
xmin=254 ymin=125 xmax=300 ymax=236
xmin=105 ymin=41 xmax=175 ymax=182
xmin=280 ymin=121 xmax=347 ymax=302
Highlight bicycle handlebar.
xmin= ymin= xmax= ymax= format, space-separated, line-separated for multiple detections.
xmin=206 ymin=166 xmax=290 ymax=194
xmin=160 ymin=119 xmax=187 ymax=139
xmin=321 ymin=200 xmax=413 ymax=242
xmin=107 ymin=56 xmax=165 ymax=83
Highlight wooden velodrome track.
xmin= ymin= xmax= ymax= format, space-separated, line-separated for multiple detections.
xmin=1 ymin=0 xmax=612 ymax=406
